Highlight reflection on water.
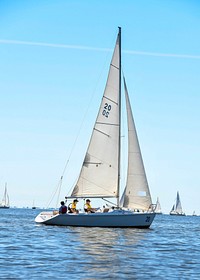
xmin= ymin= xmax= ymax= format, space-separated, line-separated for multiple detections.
xmin=1 ymin=209 xmax=200 ymax=279
xmin=72 ymin=227 xmax=147 ymax=277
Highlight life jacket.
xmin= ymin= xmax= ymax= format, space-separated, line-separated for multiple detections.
xmin=85 ymin=203 xmax=91 ymax=210
xmin=61 ymin=205 xmax=67 ymax=214
xmin=71 ymin=202 xmax=77 ymax=209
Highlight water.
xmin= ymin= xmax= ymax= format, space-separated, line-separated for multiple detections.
xmin=1 ymin=209 xmax=200 ymax=279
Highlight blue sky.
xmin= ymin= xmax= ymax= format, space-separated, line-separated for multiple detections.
xmin=0 ymin=0 xmax=200 ymax=214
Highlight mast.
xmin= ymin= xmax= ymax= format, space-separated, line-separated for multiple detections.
xmin=4 ymin=183 xmax=7 ymax=206
xmin=117 ymin=26 xmax=121 ymax=207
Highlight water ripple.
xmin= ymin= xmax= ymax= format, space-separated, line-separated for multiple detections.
xmin=1 ymin=209 xmax=200 ymax=279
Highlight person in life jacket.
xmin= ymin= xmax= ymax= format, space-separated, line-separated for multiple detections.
xmin=84 ymin=199 xmax=97 ymax=213
xmin=69 ymin=199 xmax=79 ymax=214
xmin=59 ymin=201 xmax=67 ymax=214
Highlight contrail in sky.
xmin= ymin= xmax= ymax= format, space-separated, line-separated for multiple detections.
xmin=0 ymin=39 xmax=200 ymax=59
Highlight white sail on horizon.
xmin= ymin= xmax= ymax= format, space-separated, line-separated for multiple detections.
xmin=170 ymin=191 xmax=185 ymax=215
xmin=0 ymin=183 xmax=10 ymax=208
xmin=155 ymin=197 xmax=162 ymax=213
xmin=175 ymin=191 xmax=183 ymax=213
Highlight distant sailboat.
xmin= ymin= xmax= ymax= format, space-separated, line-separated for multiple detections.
xmin=155 ymin=197 xmax=162 ymax=214
xmin=32 ymin=200 xmax=36 ymax=209
xmin=170 ymin=191 xmax=185 ymax=216
xmin=35 ymin=28 xmax=156 ymax=228
xmin=192 ymin=211 xmax=197 ymax=216
xmin=0 ymin=183 xmax=10 ymax=209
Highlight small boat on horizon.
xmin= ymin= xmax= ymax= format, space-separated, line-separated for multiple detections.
xmin=155 ymin=197 xmax=162 ymax=214
xmin=0 ymin=183 xmax=10 ymax=209
xmin=170 ymin=191 xmax=185 ymax=216
xmin=32 ymin=200 xmax=36 ymax=209
xmin=192 ymin=211 xmax=197 ymax=216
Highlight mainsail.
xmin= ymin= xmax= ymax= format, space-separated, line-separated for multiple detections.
xmin=71 ymin=31 xmax=120 ymax=198
xmin=121 ymin=78 xmax=152 ymax=211
xmin=175 ymin=191 xmax=183 ymax=213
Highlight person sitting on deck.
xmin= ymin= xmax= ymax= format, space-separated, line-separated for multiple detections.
xmin=84 ymin=199 xmax=97 ymax=213
xmin=59 ymin=201 xmax=67 ymax=214
xmin=68 ymin=199 xmax=79 ymax=214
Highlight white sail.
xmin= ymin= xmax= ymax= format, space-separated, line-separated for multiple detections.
xmin=121 ymin=78 xmax=152 ymax=211
xmin=170 ymin=191 xmax=185 ymax=215
xmin=175 ymin=191 xmax=183 ymax=213
xmin=71 ymin=32 xmax=120 ymax=198
xmin=0 ymin=183 xmax=10 ymax=208
xmin=171 ymin=204 xmax=175 ymax=212
xmin=155 ymin=197 xmax=162 ymax=214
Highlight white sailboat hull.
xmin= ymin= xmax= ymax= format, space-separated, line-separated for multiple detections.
xmin=170 ymin=212 xmax=185 ymax=216
xmin=35 ymin=210 xmax=156 ymax=228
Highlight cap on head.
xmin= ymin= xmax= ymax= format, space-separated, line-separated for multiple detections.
xmin=61 ymin=201 xmax=65 ymax=205
xmin=86 ymin=199 xmax=91 ymax=202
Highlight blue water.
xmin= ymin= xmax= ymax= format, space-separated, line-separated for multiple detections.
xmin=0 ymin=209 xmax=200 ymax=279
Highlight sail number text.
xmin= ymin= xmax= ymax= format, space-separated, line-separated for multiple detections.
xmin=102 ymin=103 xmax=111 ymax=118
xmin=145 ymin=216 xmax=150 ymax=223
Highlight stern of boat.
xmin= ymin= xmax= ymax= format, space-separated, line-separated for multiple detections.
xmin=35 ymin=211 xmax=57 ymax=224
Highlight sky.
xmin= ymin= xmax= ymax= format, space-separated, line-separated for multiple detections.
xmin=0 ymin=0 xmax=200 ymax=214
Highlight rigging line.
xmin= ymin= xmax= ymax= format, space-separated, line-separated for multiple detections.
xmin=57 ymin=36 xmax=117 ymax=184
xmin=49 ymin=55 xmax=111 ymax=201
xmin=46 ymin=178 xmax=62 ymax=208
xmin=45 ymin=31 xmax=119 ymax=204
xmin=56 ymin=177 xmax=63 ymax=208
xmin=102 ymin=198 xmax=117 ymax=206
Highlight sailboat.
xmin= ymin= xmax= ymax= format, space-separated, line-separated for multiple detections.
xmin=35 ymin=28 xmax=156 ymax=228
xmin=0 ymin=183 xmax=10 ymax=209
xmin=192 ymin=211 xmax=197 ymax=216
xmin=155 ymin=197 xmax=162 ymax=214
xmin=32 ymin=200 xmax=36 ymax=209
xmin=170 ymin=191 xmax=185 ymax=216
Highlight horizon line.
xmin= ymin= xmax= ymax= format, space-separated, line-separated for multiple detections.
xmin=0 ymin=39 xmax=200 ymax=59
